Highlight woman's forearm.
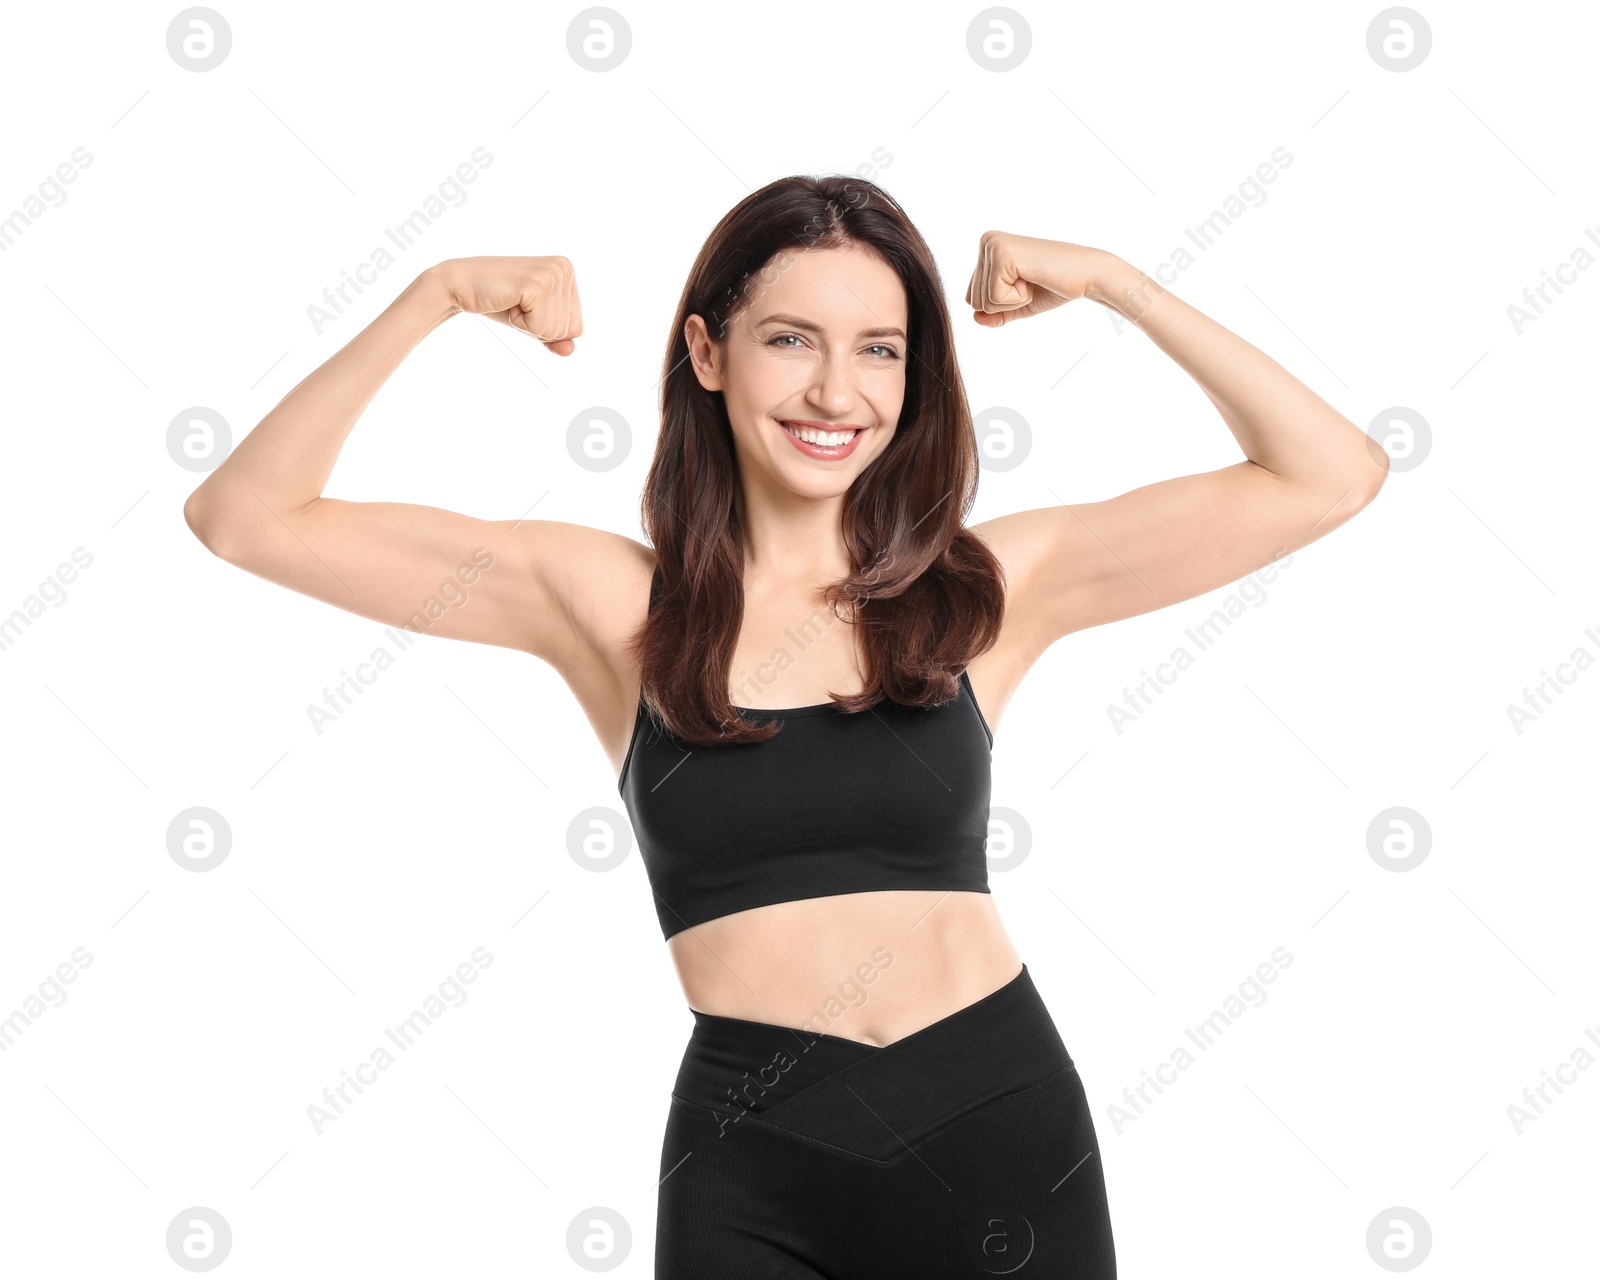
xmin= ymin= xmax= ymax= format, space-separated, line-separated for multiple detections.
xmin=1084 ymin=251 xmax=1384 ymax=497
xmin=185 ymin=266 xmax=460 ymax=535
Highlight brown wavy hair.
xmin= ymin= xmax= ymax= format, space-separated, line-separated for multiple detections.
xmin=627 ymin=174 xmax=1005 ymax=746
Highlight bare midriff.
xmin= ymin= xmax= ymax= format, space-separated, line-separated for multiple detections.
xmin=666 ymin=888 xmax=1023 ymax=1048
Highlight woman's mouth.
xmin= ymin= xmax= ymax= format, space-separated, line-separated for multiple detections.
xmin=778 ymin=419 xmax=866 ymax=460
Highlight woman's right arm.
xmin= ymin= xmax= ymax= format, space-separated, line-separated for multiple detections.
xmin=182 ymin=259 xmax=650 ymax=723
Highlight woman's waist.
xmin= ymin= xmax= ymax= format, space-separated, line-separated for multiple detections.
xmin=668 ymin=960 xmax=1075 ymax=1150
xmin=668 ymin=889 xmax=1022 ymax=1048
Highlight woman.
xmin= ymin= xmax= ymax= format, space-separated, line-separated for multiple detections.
xmin=184 ymin=175 xmax=1386 ymax=1276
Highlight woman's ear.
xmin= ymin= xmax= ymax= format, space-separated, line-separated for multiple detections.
xmin=684 ymin=314 xmax=724 ymax=392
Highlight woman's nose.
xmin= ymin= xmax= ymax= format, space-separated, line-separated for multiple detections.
xmin=811 ymin=354 xmax=856 ymax=414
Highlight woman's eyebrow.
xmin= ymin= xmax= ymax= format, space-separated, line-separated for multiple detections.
xmin=756 ymin=312 xmax=906 ymax=341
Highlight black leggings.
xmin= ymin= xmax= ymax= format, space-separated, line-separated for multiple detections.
xmin=655 ymin=963 xmax=1117 ymax=1277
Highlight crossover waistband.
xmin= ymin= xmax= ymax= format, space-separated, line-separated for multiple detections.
xmin=671 ymin=963 xmax=1073 ymax=1163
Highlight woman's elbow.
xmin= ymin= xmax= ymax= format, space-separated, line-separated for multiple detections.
xmin=183 ymin=486 xmax=248 ymax=561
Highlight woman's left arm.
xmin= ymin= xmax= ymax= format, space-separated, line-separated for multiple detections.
xmin=965 ymin=232 xmax=1390 ymax=645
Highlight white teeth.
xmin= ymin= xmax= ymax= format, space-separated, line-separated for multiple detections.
xmin=784 ymin=423 xmax=857 ymax=447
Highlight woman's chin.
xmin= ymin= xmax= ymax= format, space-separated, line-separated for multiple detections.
xmin=774 ymin=467 xmax=859 ymax=500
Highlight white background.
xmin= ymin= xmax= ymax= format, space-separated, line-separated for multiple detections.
xmin=2 ymin=0 xmax=1595 ymax=1274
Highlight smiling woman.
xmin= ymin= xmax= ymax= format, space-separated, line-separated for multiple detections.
xmin=762 ymin=312 xmax=904 ymax=456
xmin=183 ymin=169 xmax=1384 ymax=1277
xmin=636 ymin=186 xmax=1005 ymax=754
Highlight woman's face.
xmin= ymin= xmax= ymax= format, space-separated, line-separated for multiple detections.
xmin=686 ymin=242 xmax=909 ymax=500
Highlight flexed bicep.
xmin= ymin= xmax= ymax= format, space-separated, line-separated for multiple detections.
xmin=975 ymin=461 xmax=1374 ymax=646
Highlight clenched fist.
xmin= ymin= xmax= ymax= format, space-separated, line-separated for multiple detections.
xmin=434 ymin=255 xmax=584 ymax=355
xmin=964 ymin=232 xmax=1108 ymax=328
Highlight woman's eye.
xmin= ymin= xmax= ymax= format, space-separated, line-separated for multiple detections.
xmin=767 ymin=334 xmax=900 ymax=360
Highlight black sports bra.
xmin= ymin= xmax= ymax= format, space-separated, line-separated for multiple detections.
xmin=617 ymin=572 xmax=995 ymax=940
